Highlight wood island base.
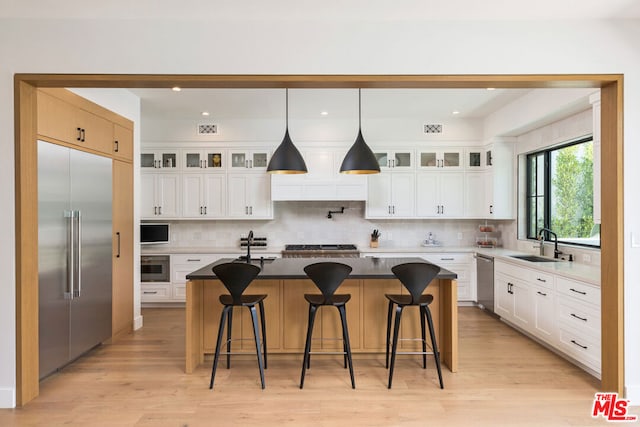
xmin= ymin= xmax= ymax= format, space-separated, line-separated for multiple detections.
xmin=185 ymin=277 xmax=458 ymax=375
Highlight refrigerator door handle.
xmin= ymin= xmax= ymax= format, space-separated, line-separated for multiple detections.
xmin=65 ymin=210 xmax=74 ymax=300
xmin=75 ymin=211 xmax=82 ymax=298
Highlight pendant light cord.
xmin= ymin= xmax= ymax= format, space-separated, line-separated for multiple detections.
xmin=286 ymin=88 xmax=289 ymax=129
xmin=358 ymin=88 xmax=362 ymax=129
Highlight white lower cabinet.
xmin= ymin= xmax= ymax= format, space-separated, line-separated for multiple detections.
xmin=495 ymin=259 xmax=600 ymax=376
xmin=361 ymin=252 xmax=475 ymax=303
xmin=495 ymin=272 xmax=532 ymax=331
xmin=141 ymin=253 xmax=235 ymax=304
xmin=421 ymin=253 xmax=475 ymax=302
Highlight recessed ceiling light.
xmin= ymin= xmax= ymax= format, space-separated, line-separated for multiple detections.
xmin=320 ymin=111 xmax=329 ymax=116
xmin=172 ymin=86 xmax=181 ymax=92
xmin=452 ymin=111 xmax=460 ymax=115
xmin=201 ymin=111 xmax=210 ymax=117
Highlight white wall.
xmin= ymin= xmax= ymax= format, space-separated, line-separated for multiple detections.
xmin=1 ymin=16 xmax=639 ymax=407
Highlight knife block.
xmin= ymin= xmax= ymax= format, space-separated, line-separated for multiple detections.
xmin=370 ymin=239 xmax=379 ymax=248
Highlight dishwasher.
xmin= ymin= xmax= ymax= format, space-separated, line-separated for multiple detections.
xmin=476 ymin=253 xmax=495 ymax=313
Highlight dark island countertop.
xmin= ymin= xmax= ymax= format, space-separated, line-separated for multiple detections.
xmin=186 ymin=256 xmax=457 ymax=281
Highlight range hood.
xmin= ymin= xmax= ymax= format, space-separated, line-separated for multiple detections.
xmin=271 ymin=147 xmax=367 ymax=201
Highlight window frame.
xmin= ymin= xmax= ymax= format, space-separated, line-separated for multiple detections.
xmin=525 ymin=136 xmax=599 ymax=248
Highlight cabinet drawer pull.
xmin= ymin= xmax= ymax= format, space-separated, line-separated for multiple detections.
xmin=570 ymin=313 xmax=588 ymax=322
xmin=570 ymin=339 xmax=588 ymax=350
xmin=536 ymin=278 xmax=547 ymax=283
xmin=143 ymin=291 xmax=158 ymax=295
xmin=114 ymin=140 xmax=119 ymax=152
xmin=440 ymin=257 xmax=454 ymax=261
xmin=569 ymin=288 xmax=587 ymax=295
xmin=187 ymin=259 xmax=201 ymax=262
xmin=537 ymin=291 xmax=547 ymax=296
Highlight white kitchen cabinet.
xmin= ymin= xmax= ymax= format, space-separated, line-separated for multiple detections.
xmin=464 ymin=171 xmax=487 ymax=218
xmin=228 ymin=150 xmax=270 ymax=172
xmin=228 ymin=174 xmax=273 ymax=218
xmin=181 ymin=173 xmax=226 ymax=218
xmin=495 ymin=259 xmax=600 ymax=376
xmin=556 ymin=275 xmax=601 ymax=372
xmin=417 ymin=149 xmax=463 ymax=170
xmin=140 ymin=149 xmax=179 ymax=171
xmin=365 ymin=172 xmax=415 ymax=218
xmin=372 ymin=149 xmax=414 ymax=171
xmin=271 ymin=148 xmax=367 ymax=201
xmin=170 ymin=254 xmax=223 ymax=302
xmin=421 ymin=252 xmax=476 ymax=302
xmin=142 ymin=254 xmax=232 ymax=304
xmin=140 ymin=173 xmax=180 ymax=219
xmin=485 ymin=139 xmax=514 ymax=219
xmin=415 ymin=172 xmax=464 ymax=217
xmin=494 ymin=271 xmax=532 ymax=331
xmin=465 ymin=148 xmax=485 ymax=169
xmin=531 ymin=282 xmax=556 ymax=344
xmin=181 ymin=148 xmax=226 ymax=171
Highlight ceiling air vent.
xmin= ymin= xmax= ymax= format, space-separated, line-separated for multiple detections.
xmin=198 ymin=124 xmax=218 ymax=135
xmin=423 ymin=124 xmax=443 ymax=134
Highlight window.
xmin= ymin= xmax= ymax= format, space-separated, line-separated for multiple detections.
xmin=526 ymin=137 xmax=599 ymax=247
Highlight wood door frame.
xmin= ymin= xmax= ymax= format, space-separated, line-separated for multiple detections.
xmin=14 ymin=73 xmax=624 ymax=406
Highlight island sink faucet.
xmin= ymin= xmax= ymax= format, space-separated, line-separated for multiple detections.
xmin=238 ymin=230 xmax=254 ymax=262
xmin=538 ymin=227 xmax=563 ymax=259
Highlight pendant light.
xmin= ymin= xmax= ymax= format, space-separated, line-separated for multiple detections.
xmin=339 ymin=88 xmax=381 ymax=174
xmin=267 ymin=88 xmax=308 ymax=174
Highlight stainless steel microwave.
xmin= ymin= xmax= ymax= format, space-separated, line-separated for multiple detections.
xmin=140 ymin=223 xmax=170 ymax=245
xmin=140 ymin=255 xmax=170 ymax=283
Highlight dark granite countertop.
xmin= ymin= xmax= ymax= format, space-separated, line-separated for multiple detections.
xmin=186 ymin=257 xmax=458 ymax=281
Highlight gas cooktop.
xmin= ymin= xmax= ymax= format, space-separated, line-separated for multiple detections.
xmin=284 ymin=244 xmax=357 ymax=251
xmin=282 ymin=244 xmax=359 ymax=258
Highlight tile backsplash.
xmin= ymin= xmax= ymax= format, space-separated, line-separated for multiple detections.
xmin=160 ymin=201 xmax=515 ymax=251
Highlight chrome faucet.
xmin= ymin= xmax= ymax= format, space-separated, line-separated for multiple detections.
xmin=538 ymin=228 xmax=562 ymax=259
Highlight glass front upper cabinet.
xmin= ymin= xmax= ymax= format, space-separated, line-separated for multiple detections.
xmin=372 ymin=150 xmax=414 ymax=170
xmin=228 ymin=150 xmax=270 ymax=171
xmin=140 ymin=150 xmax=178 ymax=170
xmin=418 ymin=149 xmax=462 ymax=169
xmin=182 ymin=149 xmax=225 ymax=171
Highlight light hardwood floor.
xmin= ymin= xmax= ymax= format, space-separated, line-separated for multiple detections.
xmin=1 ymin=307 xmax=635 ymax=426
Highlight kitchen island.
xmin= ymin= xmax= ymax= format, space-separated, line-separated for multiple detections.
xmin=184 ymin=257 xmax=458 ymax=374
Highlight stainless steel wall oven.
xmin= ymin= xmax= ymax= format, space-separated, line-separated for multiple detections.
xmin=141 ymin=255 xmax=170 ymax=282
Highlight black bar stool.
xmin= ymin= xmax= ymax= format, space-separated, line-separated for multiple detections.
xmin=300 ymin=262 xmax=355 ymax=389
xmin=386 ymin=262 xmax=444 ymax=389
xmin=210 ymin=262 xmax=267 ymax=389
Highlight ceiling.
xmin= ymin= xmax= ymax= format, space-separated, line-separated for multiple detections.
xmin=130 ymin=88 xmax=533 ymax=122
xmin=2 ymin=0 xmax=640 ymax=20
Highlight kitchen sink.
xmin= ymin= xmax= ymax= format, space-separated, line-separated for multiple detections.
xmin=509 ymin=255 xmax=558 ymax=263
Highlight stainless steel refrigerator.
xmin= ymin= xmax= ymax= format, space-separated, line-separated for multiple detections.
xmin=38 ymin=140 xmax=112 ymax=379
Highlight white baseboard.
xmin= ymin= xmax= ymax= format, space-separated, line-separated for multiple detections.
xmin=0 ymin=387 xmax=16 ymax=408
xmin=133 ymin=314 xmax=144 ymax=330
